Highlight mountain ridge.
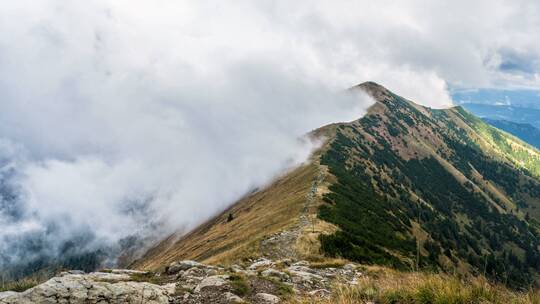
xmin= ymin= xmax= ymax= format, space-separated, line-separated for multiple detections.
xmin=132 ymin=81 xmax=540 ymax=288
xmin=4 ymin=81 xmax=540 ymax=302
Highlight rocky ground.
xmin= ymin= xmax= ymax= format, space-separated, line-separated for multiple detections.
xmin=0 ymin=258 xmax=363 ymax=303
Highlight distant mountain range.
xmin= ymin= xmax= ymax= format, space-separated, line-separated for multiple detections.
xmin=452 ymin=88 xmax=540 ymax=110
xmin=462 ymin=103 xmax=540 ymax=129
xmin=460 ymin=103 xmax=540 ymax=150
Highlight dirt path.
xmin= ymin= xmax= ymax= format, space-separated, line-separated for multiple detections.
xmin=259 ymin=168 xmax=325 ymax=259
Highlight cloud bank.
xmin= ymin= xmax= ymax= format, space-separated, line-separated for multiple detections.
xmin=1 ymin=0 xmax=540 ymax=272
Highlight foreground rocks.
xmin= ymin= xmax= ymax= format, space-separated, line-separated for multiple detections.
xmin=0 ymin=259 xmax=364 ymax=303
xmin=0 ymin=271 xmax=174 ymax=304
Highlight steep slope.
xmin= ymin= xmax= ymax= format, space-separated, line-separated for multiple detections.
xmin=133 ymin=157 xmax=336 ymax=270
xmin=134 ymin=82 xmax=540 ymax=287
xmin=319 ymin=82 xmax=540 ymax=287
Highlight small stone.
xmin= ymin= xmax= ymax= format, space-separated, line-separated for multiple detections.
xmin=292 ymin=260 xmax=310 ymax=267
xmin=224 ymin=291 xmax=245 ymax=303
xmin=110 ymin=269 xmax=148 ymax=275
xmin=87 ymin=272 xmax=131 ymax=282
xmin=261 ymin=268 xmax=289 ymax=281
xmin=248 ymin=258 xmax=273 ymax=270
xmin=343 ymin=263 xmax=356 ymax=271
xmin=162 ymin=283 xmax=176 ymax=295
xmin=175 ymin=270 xmax=185 ymax=280
xmin=287 ymin=265 xmax=314 ymax=273
xmin=255 ymin=293 xmax=280 ymax=303
xmin=194 ymin=275 xmax=229 ymax=292
xmin=182 ymin=267 xmax=206 ymax=279
xmin=67 ymin=270 xmax=86 ymax=275
xmin=179 ymin=283 xmax=196 ymax=291
xmin=287 ymin=266 xmax=323 ymax=286
xmin=167 ymin=260 xmax=202 ymax=274
xmin=308 ymin=289 xmax=331 ymax=297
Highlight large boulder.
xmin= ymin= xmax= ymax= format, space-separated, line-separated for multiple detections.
xmin=167 ymin=260 xmax=202 ymax=274
xmin=0 ymin=292 xmax=17 ymax=300
xmin=254 ymin=293 xmax=280 ymax=303
xmin=0 ymin=272 xmax=174 ymax=304
xmin=194 ymin=275 xmax=230 ymax=293
xmin=287 ymin=265 xmax=324 ymax=287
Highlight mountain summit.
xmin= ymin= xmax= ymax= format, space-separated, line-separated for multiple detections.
xmin=134 ymin=82 xmax=540 ymax=288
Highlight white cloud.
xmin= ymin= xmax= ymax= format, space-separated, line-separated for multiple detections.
xmin=1 ymin=0 xmax=540 ymax=268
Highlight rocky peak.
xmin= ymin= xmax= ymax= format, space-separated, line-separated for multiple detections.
xmin=352 ymin=81 xmax=422 ymax=119
xmin=353 ymin=81 xmax=393 ymax=103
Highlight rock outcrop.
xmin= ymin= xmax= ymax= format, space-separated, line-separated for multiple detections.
xmin=0 ymin=271 xmax=174 ymax=304
xmin=0 ymin=258 xmax=363 ymax=303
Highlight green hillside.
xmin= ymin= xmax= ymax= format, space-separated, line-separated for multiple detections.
xmin=483 ymin=118 xmax=540 ymax=151
xmin=318 ymin=82 xmax=540 ymax=288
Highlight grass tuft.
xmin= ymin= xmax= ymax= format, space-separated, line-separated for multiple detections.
xmin=129 ymin=272 xmax=169 ymax=285
xmin=229 ymin=273 xmax=250 ymax=296
xmin=0 ymin=277 xmax=41 ymax=292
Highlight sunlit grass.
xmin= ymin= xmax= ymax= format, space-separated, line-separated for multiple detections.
xmin=0 ymin=277 xmax=41 ymax=293
xmin=287 ymin=267 xmax=540 ymax=304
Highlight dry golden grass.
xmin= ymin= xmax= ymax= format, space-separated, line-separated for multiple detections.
xmin=287 ymin=267 xmax=540 ymax=304
xmin=0 ymin=277 xmax=42 ymax=292
xmin=295 ymin=218 xmax=338 ymax=260
xmin=308 ymin=258 xmax=349 ymax=269
xmin=132 ymin=162 xmax=319 ymax=270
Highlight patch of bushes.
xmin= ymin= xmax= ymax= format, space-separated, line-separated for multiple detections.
xmin=229 ymin=274 xmax=250 ymax=296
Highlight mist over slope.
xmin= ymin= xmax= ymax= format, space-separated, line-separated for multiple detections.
xmin=0 ymin=76 xmax=373 ymax=279
xmin=3 ymin=0 xmax=540 ymax=280
xmin=137 ymin=82 xmax=540 ymax=289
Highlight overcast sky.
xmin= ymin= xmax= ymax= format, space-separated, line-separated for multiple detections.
xmin=1 ymin=0 xmax=540 ymax=267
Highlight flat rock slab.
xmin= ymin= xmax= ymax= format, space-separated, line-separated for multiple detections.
xmin=0 ymin=272 xmax=174 ymax=304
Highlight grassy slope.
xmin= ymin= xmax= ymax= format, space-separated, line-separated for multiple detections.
xmin=317 ymin=82 xmax=540 ymax=287
xmin=134 ymin=81 xmax=540 ymax=290
xmin=454 ymin=107 xmax=540 ymax=178
xmin=483 ymin=118 xmax=540 ymax=150
xmin=133 ymin=161 xmax=319 ymax=271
